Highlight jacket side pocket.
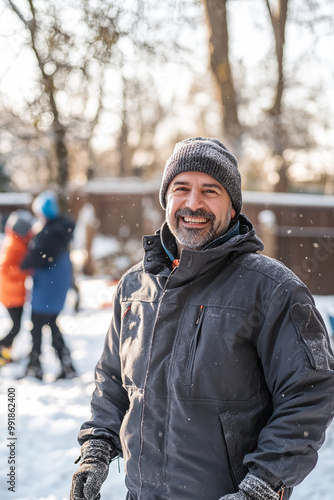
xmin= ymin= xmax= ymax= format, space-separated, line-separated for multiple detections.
xmin=219 ymin=410 xmax=248 ymax=488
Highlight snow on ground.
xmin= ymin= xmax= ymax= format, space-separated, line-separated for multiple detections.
xmin=0 ymin=278 xmax=334 ymax=500
xmin=0 ymin=278 xmax=127 ymax=500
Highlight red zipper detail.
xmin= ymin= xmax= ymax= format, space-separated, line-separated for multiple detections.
xmin=122 ymin=305 xmax=131 ymax=319
xmin=172 ymin=259 xmax=180 ymax=269
xmin=196 ymin=305 xmax=204 ymax=325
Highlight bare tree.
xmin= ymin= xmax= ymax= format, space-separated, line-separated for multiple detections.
xmin=201 ymin=0 xmax=289 ymax=157
xmin=2 ymin=0 xmax=201 ymax=191
xmin=5 ymin=0 xmax=122 ymax=194
xmin=201 ymin=0 xmax=242 ymax=150
xmin=264 ymin=0 xmax=289 ymax=191
xmin=201 ymin=0 xmax=333 ymax=192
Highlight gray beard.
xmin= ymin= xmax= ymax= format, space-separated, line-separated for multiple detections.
xmin=173 ymin=224 xmax=215 ymax=250
xmin=168 ymin=205 xmax=233 ymax=251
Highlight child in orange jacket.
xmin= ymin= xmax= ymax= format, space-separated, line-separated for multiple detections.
xmin=0 ymin=210 xmax=33 ymax=364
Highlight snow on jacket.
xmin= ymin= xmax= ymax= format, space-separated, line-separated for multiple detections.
xmin=21 ymin=214 xmax=75 ymax=314
xmin=0 ymin=229 xmax=31 ymax=308
xmin=78 ymin=215 xmax=334 ymax=500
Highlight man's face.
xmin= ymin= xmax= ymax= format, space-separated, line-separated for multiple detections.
xmin=166 ymin=171 xmax=236 ymax=255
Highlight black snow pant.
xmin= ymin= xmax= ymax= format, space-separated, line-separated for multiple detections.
xmin=30 ymin=311 xmax=67 ymax=358
xmin=0 ymin=306 xmax=24 ymax=347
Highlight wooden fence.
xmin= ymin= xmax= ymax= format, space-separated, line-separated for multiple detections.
xmin=1 ymin=188 xmax=334 ymax=295
xmin=243 ymin=192 xmax=334 ymax=295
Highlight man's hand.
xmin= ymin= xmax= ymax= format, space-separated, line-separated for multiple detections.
xmin=70 ymin=439 xmax=114 ymax=500
xmin=220 ymin=473 xmax=280 ymax=500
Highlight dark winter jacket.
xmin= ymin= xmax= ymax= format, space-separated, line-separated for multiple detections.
xmin=21 ymin=214 xmax=75 ymax=314
xmin=79 ymin=215 xmax=334 ymax=499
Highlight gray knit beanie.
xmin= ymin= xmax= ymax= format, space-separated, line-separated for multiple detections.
xmin=159 ymin=137 xmax=242 ymax=218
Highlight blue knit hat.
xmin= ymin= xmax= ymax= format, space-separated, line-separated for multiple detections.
xmin=32 ymin=190 xmax=60 ymax=219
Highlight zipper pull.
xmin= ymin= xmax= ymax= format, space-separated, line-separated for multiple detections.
xmin=196 ymin=305 xmax=204 ymax=325
xmin=172 ymin=259 xmax=180 ymax=269
xmin=279 ymin=488 xmax=285 ymax=500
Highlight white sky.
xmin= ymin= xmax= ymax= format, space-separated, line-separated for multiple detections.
xmin=0 ymin=0 xmax=333 ymax=166
xmin=1 ymin=1 xmax=331 ymax=104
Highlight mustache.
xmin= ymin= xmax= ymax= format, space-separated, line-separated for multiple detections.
xmin=175 ymin=208 xmax=215 ymax=221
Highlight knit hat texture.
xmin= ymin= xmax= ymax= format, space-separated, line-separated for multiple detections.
xmin=159 ymin=137 xmax=242 ymax=218
xmin=32 ymin=190 xmax=60 ymax=219
xmin=5 ymin=210 xmax=33 ymax=237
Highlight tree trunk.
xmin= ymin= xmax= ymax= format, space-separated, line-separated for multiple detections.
xmin=265 ymin=0 xmax=290 ymax=192
xmin=202 ymin=0 xmax=241 ymax=147
xmin=7 ymin=0 xmax=70 ymax=191
xmin=266 ymin=0 xmax=289 ymax=117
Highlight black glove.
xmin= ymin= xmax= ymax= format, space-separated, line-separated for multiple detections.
xmin=70 ymin=439 xmax=115 ymax=500
xmin=220 ymin=473 xmax=280 ymax=500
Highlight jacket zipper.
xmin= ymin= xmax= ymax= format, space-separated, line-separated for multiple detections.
xmin=278 ymin=487 xmax=285 ymax=499
xmin=186 ymin=305 xmax=205 ymax=392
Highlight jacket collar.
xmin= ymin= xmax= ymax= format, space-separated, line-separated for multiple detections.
xmin=142 ymin=214 xmax=264 ymax=283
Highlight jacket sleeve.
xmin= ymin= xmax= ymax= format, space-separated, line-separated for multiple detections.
xmin=244 ymin=278 xmax=334 ymax=490
xmin=21 ymin=216 xmax=75 ymax=270
xmin=78 ymin=286 xmax=129 ymax=454
xmin=20 ymin=234 xmax=51 ymax=269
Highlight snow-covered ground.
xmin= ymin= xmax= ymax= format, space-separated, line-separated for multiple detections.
xmin=0 ymin=277 xmax=334 ymax=500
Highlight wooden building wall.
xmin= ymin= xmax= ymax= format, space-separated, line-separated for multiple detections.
xmin=243 ymin=192 xmax=334 ymax=295
xmin=2 ymin=187 xmax=333 ymax=295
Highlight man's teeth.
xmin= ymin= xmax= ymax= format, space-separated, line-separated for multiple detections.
xmin=183 ymin=217 xmax=208 ymax=223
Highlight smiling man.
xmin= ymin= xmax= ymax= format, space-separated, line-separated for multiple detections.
xmin=161 ymin=137 xmax=240 ymax=255
xmin=166 ymin=171 xmax=235 ymax=252
xmin=71 ymin=137 xmax=334 ymax=500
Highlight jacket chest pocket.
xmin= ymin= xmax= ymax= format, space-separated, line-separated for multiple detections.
xmin=185 ymin=305 xmax=206 ymax=392
xmin=182 ymin=306 xmax=259 ymax=400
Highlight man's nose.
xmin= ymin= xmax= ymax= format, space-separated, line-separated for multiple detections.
xmin=185 ymin=190 xmax=204 ymax=210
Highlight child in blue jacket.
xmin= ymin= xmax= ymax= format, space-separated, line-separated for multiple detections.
xmin=21 ymin=191 xmax=77 ymax=380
